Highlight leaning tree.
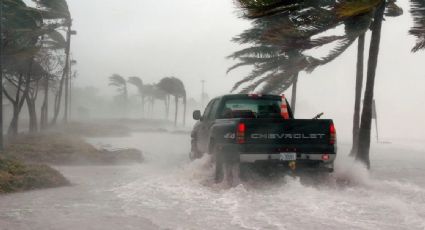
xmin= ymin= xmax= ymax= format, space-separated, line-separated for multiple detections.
xmin=157 ymin=77 xmax=187 ymax=126
xmin=230 ymin=0 xmax=407 ymax=168
xmin=109 ymin=74 xmax=128 ymax=105
xmin=128 ymin=76 xmax=146 ymax=117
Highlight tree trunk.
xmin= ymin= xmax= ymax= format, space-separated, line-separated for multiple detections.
xmin=52 ymin=24 xmax=72 ymax=125
xmin=350 ymin=34 xmax=366 ymax=157
xmin=166 ymin=95 xmax=170 ymax=120
xmin=151 ymin=99 xmax=155 ymax=118
xmin=0 ymin=3 xmax=4 ymax=151
xmin=0 ymin=71 xmax=3 ymax=151
xmin=7 ymin=78 xmax=31 ymax=136
xmin=182 ymin=95 xmax=186 ymax=126
xmin=7 ymin=104 xmax=19 ymax=136
xmin=63 ymin=60 xmax=69 ymax=123
xmin=174 ymin=96 xmax=178 ymax=127
xmin=40 ymin=77 xmax=49 ymax=130
xmin=52 ymin=74 xmax=65 ymax=125
xmin=6 ymin=59 xmax=33 ymax=136
xmin=290 ymin=73 xmax=299 ymax=115
xmin=163 ymin=99 xmax=167 ymax=119
xmin=356 ymin=3 xmax=385 ymax=169
xmin=141 ymin=95 xmax=145 ymax=118
xmin=26 ymin=95 xmax=38 ymax=133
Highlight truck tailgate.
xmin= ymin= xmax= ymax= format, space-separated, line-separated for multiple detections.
xmin=242 ymin=119 xmax=334 ymax=150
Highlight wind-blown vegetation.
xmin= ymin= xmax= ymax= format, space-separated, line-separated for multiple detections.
xmin=228 ymin=0 xmax=418 ymax=168
xmin=3 ymin=133 xmax=143 ymax=165
xmin=0 ymin=0 xmax=78 ymax=193
xmin=409 ymin=0 xmax=425 ymax=52
xmin=109 ymin=75 xmax=187 ymax=126
xmin=0 ymin=157 xmax=69 ymax=194
xmin=0 ymin=0 xmax=76 ymax=142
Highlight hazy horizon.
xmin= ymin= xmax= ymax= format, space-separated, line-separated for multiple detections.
xmin=68 ymin=0 xmax=425 ymax=142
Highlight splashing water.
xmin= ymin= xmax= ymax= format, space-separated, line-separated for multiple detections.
xmin=1 ymin=132 xmax=424 ymax=230
xmin=105 ymin=133 xmax=425 ymax=230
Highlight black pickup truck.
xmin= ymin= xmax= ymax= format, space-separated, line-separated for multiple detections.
xmin=190 ymin=94 xmax=337 ymax=183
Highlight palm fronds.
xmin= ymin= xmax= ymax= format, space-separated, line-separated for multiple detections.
xmin=228 ymin=0 xmax=378 ymax=94
xmin=409 ymin=0 xmax=425 ymax=52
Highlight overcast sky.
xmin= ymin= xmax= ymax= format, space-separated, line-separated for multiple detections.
xmin=68 ymin=0 xmax=425 ymax=143
xmin=69 ymin=0 xmax=249 ymax=96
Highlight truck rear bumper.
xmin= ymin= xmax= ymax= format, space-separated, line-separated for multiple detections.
xmin=240 ymin=153 xmax=336 ymax=163
xmin=216 ymin=143 xmax=336 ymax=172
xmin=240 ymin=153 xmax=335 ymax=172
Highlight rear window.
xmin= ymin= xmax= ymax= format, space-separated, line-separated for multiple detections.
xmin=219 ymin=98 xmax=283 ymax=119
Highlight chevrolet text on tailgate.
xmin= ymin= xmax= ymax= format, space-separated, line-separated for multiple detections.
xmin=190 ymin=94 xmax=337 ymax=183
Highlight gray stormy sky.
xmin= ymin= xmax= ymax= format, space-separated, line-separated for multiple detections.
xmin=68 ymin=0 xmax=425 ymax=143
xmin=69 ymin=0 xmax=248 ymax=96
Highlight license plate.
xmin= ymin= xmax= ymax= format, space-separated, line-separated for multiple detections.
xmin=279 ymin=153 xmax=296 ymax=161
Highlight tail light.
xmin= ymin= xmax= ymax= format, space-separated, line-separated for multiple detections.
xmin=237 ymin=123 xmax=246 ymax=144
xmin=322 ymin=153 xmax=330 ymax=161
xmin=329 ymin=123 xmax=336 ymax=145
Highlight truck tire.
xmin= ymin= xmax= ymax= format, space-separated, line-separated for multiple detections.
xmin=214 ymin=145 xmax=224 ymax=183
xmin=214 ymin=145 xmax=240 ymax=185
xmin=190 ymin=136 xmax=203 ymax=160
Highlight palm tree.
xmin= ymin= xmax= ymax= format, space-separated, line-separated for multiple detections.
xmin=128 ymin=76 xmax=145 ymax=117
xmin=157 ymin=77 xmax=187 ymax=126
xmin=109 ymin=74 xmax=128 ymax=104
xmin=152 ymin=85 xmax=168 ymax=117
xmin=35 ymin=0 xmax=73 ymax=125
xmin=350 ymin=34 xmax=366 ymax=156
xmin=228 ymin=2 xmax=371 ymax=99
xmin=356 ymin=2 xmax=386 ymax=168
xmin=231 ymin=0 xmax=398 ymax=168
xmin=1 ymin=0 xmax=45 ymax=136
xmin=350 ymin=2 xmax=402 ymax=156
xmin=141 ymin=84 xmax=154 ymax=116
xmin=141 ymin=83 xmax=168 ymax=117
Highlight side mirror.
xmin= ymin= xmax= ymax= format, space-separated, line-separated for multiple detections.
xmin=193 ymin=110 xmax=202 ymax=120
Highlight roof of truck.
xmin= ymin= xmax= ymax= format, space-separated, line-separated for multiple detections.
xmin=215 ymin=94 xmax=283 ymax=100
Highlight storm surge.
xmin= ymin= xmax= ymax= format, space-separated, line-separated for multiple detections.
xmin=1 ymin=132 xmax=424 ymax=230
xmin=110 ymin=133 xmax=425 ymax=230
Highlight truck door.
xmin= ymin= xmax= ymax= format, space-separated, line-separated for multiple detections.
xmin=198 ymin=99 xmax=220 ymax=152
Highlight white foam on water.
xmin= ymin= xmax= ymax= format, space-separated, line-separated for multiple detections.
xmin=98 ymin=133 xmax=425 ymax=230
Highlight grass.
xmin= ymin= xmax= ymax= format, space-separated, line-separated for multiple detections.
xmin=0 ymin=122 xmax=145 ymax=194
xmin=4 ymin=133 xmax=144 ymax=165
xmin=0 ymin=157 xmax=69 ymax=194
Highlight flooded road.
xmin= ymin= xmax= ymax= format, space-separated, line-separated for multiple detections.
xmin=1 ymin=132 xmax=425 ymax=230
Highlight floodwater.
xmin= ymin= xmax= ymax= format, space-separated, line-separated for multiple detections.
xmin=1 ymin=132 xmax=425 ymax=230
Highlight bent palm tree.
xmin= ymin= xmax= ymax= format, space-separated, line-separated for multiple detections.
xmin=109 ymin=74 xmax=128 ymax=104
xmin=157 ymin=77 xmax=187 ymax=126
xmin=230 ymin=0 xmax=398 ymax=168
xmin=350 ymin=34 xmax=366 ymax=156
xmin=128 ymin=76 xmax=145 ymax=117
xmin=356 ymin=2 xmax=386 ymax=168
xmin=36 ymin=0 xmax=73 ymax=125
xmin=350 ymin=1 xmax=402 ymax=156
xmin=228 ymin=2 xmax=372 ymax=99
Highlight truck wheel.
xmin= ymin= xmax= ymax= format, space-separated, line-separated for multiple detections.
xmin=214 ymin=146 xmax=240 ymax=186
xmin=214 ymin=146 xmax=224 ymax=183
